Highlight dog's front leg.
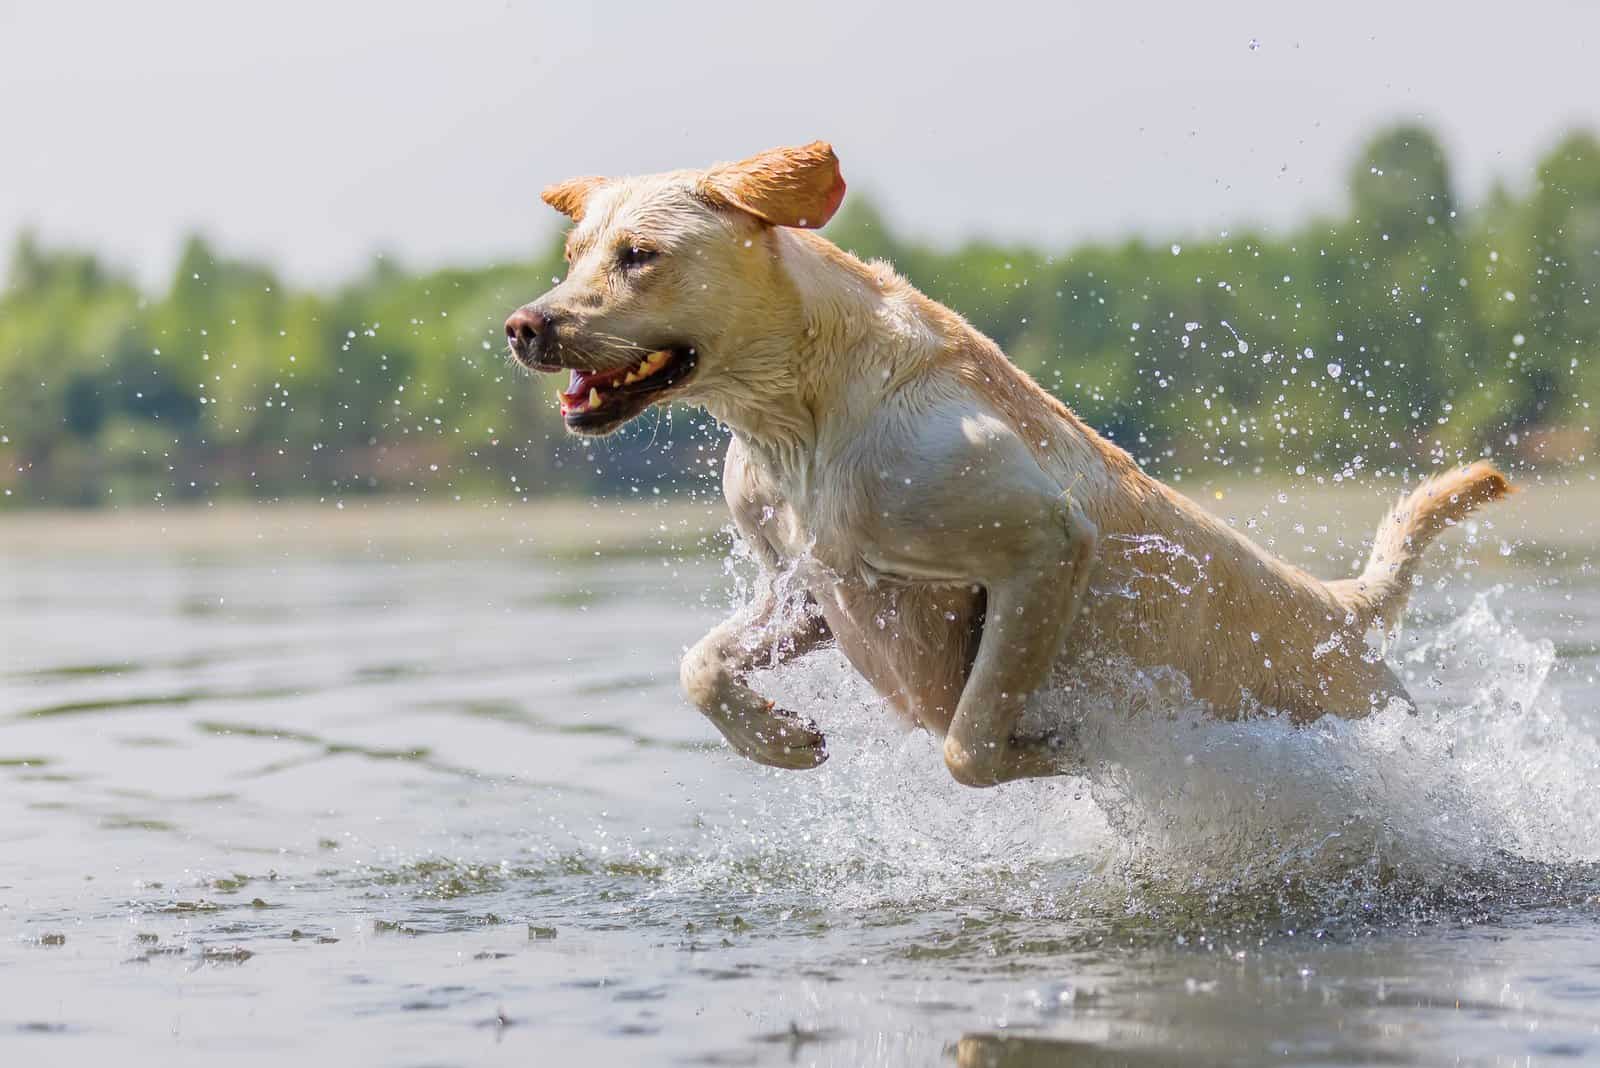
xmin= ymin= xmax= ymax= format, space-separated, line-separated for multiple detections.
xmin=680 ymin=591 xmax=832 ymax=769
xmin=868 ymin=408 xmax=1101 ymax=786
xmin=941 ymin=490 xmax=1098 ymax=787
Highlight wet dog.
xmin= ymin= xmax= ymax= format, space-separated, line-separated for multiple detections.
xmin=505 ymin=142 xmax=1511 ymax=786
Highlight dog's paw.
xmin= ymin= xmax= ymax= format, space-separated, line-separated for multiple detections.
xmin=723 ymin=706 xmax=828 ymax=770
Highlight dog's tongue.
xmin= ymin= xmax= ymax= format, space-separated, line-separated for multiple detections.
xmin=563 ymin=367 xmax=621 ymax=400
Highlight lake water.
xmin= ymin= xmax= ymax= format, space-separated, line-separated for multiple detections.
xmin=2 ymin=492 xmax=1598 ymax=1066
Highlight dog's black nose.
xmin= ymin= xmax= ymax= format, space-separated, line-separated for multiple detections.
xmin=505 ymin=306 xmax=554 ymax=363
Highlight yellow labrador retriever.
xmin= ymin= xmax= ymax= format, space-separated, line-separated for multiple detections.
xmin=505 ymin=142 xmax=1511 ymax=787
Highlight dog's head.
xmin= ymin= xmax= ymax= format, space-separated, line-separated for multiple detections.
xmin=505 ymin=142 xmax=846 ymax=435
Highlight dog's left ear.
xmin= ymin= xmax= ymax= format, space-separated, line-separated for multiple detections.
xmin=699 ymin=142 xmax=846 ymax=229
xmin=542 ymin=175 xmax=608 ymax=222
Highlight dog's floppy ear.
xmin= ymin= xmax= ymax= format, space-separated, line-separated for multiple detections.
xmin=541 ymin=176 xmax=607 ymax=222
xmin=699 ymin=142 xmax=846 ymax=229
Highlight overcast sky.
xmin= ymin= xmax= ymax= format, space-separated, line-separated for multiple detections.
xmin=4 ymin=0 xmax=1597 ymax=288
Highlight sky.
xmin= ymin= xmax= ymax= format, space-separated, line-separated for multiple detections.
xmin=3 ymin=0 xmax=1598 ymax=288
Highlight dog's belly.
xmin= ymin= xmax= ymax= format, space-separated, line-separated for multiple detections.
xmin=807 ymin=576 xmax=1214 ymax=731
xmin=806 ymin=564 xmax=1377 ymax=728
xmin=789 ymin=537 xmax=1394 ymax=731
xmin=805 ymin=578 xmax=982 ymax=735
xmin=801 ymin=555 xmax=1231 ymax=732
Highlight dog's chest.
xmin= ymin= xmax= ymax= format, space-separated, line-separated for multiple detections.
xmin=737 ymin=447 xmax=887 ymax=587
xmin=744 ymin=450 xmax=945 ymax=653
xmin=752 ymin=495 xmax=871 ymax=590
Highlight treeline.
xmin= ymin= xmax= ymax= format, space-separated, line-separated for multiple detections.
xmin=1 ymin=123 xmax=1595 ymax=508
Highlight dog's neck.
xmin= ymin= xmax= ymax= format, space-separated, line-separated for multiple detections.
xmin=702 ymin=229 xmax=946 ymax=457
xmin=700 ymin=226 xmax=1143 ymax=510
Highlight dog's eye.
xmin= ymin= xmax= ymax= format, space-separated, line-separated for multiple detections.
xmin=617 ymin=246 xmax=659 ymax=270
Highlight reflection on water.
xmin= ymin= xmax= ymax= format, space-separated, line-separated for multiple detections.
xmin=0 ymin=505 xmax=1598 ymax=1066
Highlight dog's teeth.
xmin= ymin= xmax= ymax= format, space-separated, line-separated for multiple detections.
xmin=588 ymin=387 xmax=601 ymax=411
xmin=622 ymin=371 xmax=639 ymax=385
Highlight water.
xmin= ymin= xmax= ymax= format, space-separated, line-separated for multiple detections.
xmin=2 ymin=496 xmax=1598 ymax=1066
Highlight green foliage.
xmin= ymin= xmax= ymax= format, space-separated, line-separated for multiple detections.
xmin=1 ymin=123 xmax=1596 ymax=507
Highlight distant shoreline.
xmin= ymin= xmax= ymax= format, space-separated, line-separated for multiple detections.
xmin=0 ymin=496 xmax=731 ymax=559
xmin=2 ymin=473 xmax=1590 ymax=565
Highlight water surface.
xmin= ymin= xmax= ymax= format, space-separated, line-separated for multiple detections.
xmin=2 ymin=494 xmax=1597 ymax=1066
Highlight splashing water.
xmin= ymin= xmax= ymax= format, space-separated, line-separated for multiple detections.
xmin=652 ymin=590 xmax=1597 ymax=932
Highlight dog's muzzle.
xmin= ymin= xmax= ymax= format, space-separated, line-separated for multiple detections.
xmin=505 ymin=305 xmax=559 ymax=370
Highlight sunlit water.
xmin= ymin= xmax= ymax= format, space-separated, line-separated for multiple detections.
xmin=2 ymin=506 xmax=1598 ymax=1066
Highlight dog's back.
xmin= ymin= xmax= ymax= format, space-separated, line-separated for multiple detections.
xmin=813 ymin=234 xmax=1510 ymax=721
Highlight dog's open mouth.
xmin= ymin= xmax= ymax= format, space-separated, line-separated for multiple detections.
xmin=553 ymin=346 xmax=697 ymax=433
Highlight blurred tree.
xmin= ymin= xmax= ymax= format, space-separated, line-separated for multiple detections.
xmin=1349 ymin=124 xmax=1458 ymax=244
xmin=2 ymin=123 xmax=1597 ymax=509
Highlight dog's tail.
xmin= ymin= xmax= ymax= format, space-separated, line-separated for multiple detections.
xmin=1327 ymin=462 xmax=1513 ymax=633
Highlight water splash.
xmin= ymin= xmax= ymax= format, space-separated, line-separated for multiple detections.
xmin=651 ymin=591 xmax=1598 ymax=930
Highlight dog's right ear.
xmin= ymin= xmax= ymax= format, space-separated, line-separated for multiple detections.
xmin=699 ymin=142 xmax=846 ymax=229
xmin=541 ymin=176 xmax=607 ymax=222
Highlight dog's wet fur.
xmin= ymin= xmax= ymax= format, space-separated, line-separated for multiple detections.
xmin=506 ymin=142 xmax=1512 ymax=786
